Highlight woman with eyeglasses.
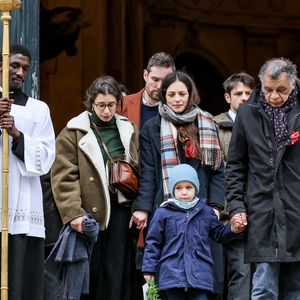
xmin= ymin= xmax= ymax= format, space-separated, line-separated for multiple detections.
xmin=51 ymin=75 xmax=139 ymax=299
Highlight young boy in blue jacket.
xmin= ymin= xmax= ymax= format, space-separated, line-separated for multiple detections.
xmin=142 ymin=164 xmax=246 ymax=300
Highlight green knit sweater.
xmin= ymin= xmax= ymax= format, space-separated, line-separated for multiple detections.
xmin=91 ymin=112 xmax=125 ymax=164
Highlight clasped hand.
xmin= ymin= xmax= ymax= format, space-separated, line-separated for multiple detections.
xmin=230 ymin=212 xmax=247 ymax=233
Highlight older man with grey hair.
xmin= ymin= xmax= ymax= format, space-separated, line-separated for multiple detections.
xmin=226 ymin=57 xmax=300 ymax=299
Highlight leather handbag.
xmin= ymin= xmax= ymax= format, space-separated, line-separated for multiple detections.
xmin=110 ymin=160 xmax=139 ymax=199
xmin=92 ymin=121 xmax=139 ymax=199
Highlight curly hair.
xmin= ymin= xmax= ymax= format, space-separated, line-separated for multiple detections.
xmin=0 ymin=43 xmax=32 ymax=62
xmin=258 ymin=57 xmax=297 ymax=84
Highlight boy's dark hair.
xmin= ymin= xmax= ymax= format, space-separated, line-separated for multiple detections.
xmin=223 ymin=72 xmax=255 ymax=94
xmin=0 ymin=43 xmax=31 ymax=62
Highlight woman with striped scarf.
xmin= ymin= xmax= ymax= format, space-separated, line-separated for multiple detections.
xmin=130 ymin=71 xmax=226 ymax=300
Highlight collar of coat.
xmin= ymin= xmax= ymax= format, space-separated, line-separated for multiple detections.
xmin=160 ymin=198 xmax=207 ymax=216
xmin=66 ymin=111 xmax=135 ymax=161
xmin=67 ymin=111 xmax=133 ymax=134
xmin=213 ymin=112 xmax=233 ymax=129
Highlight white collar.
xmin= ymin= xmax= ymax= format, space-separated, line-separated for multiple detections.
xmin=228 ymin=109 xmax=236 ymax=122
xmin=142 ymin=94 xmax=160 ymax=107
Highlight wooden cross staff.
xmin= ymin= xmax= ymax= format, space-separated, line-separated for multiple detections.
xmin=0 ymin=1 xmax=22 ymax=299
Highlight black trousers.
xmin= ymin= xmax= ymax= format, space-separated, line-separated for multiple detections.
xmin=83 ymin=200 xmax=138 ymax=300
xmin=0 ymin=233 xmax=44 ymax=300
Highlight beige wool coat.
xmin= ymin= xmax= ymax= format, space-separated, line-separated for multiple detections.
xmin=51 ymin=111 xmax=139 ymax=230
xmin=213 ymin=112 xmax=233 ymax=163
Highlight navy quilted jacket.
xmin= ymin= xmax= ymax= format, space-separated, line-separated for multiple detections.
xmin=142 ymin=198 xmax=235 ymax=292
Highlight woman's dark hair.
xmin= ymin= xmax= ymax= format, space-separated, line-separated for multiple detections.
xmin=118 ymin=82 xmax=129 ymax=96
xmin=160 ymin=71 xmax=200 ymax=112
xmin=84 ymin=75 xmax=123 ymax=112
xmin=160 ymin=71 xmax=203 ymax=157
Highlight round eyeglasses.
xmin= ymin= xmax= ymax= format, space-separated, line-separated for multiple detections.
xmin=94 ymin=102 xmax=117 ymax=111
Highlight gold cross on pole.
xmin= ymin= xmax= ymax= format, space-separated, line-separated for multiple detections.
xmin=0 ymin=2 xmax=22 ymax=299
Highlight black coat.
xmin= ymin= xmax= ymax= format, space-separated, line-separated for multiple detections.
xmin=226 ymin=84 xmax=300 ymax=263
xmin=41 ymin=171 xmax=63 ymax=248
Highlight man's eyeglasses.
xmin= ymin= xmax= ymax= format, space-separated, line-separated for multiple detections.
xmin=94 ymin=102 xmax=117 ymax=111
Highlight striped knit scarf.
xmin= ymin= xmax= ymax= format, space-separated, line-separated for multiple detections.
xmin=160 ymin=103 xmax=222 ymax=197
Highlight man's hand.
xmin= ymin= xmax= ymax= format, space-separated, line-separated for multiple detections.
xmin=0 ymin=97 xmax=13 ymax=116
xmin=230 ymin=212 xmax=247 ymax=233
xmin=129 ymin=210 xmax=148 ymax=229
xmin=0 ymin=113 xmax=20 ymax=140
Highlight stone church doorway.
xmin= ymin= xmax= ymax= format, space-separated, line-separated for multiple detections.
xmin=175 ymin=52 xmax=227 ymax=116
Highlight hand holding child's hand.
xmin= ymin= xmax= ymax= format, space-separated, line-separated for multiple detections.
xmin=129 ymin=210 xmax=148 ymax=229
xmin=230 ymin=212 xmax=247 ymax=233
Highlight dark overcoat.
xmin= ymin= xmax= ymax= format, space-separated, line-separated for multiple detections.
xmin=134 ymin=115 xmax=225 ymax=217
xmin=134 ymin=114 xmax=226 ymax=293
xmin=226 ymin=84 xmax=300 ymax=262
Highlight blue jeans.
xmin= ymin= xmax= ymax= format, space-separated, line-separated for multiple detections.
xmin=224 ymin=238 xmax=251 ymax=300
xmin=164 ymin=288 xmax=207 ymax=300
xmin=252 ymin=262 xmax=300 ymax=300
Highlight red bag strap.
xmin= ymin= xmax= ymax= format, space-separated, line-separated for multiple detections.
xmin=137 ymin=228 xmax=144 ymax=248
